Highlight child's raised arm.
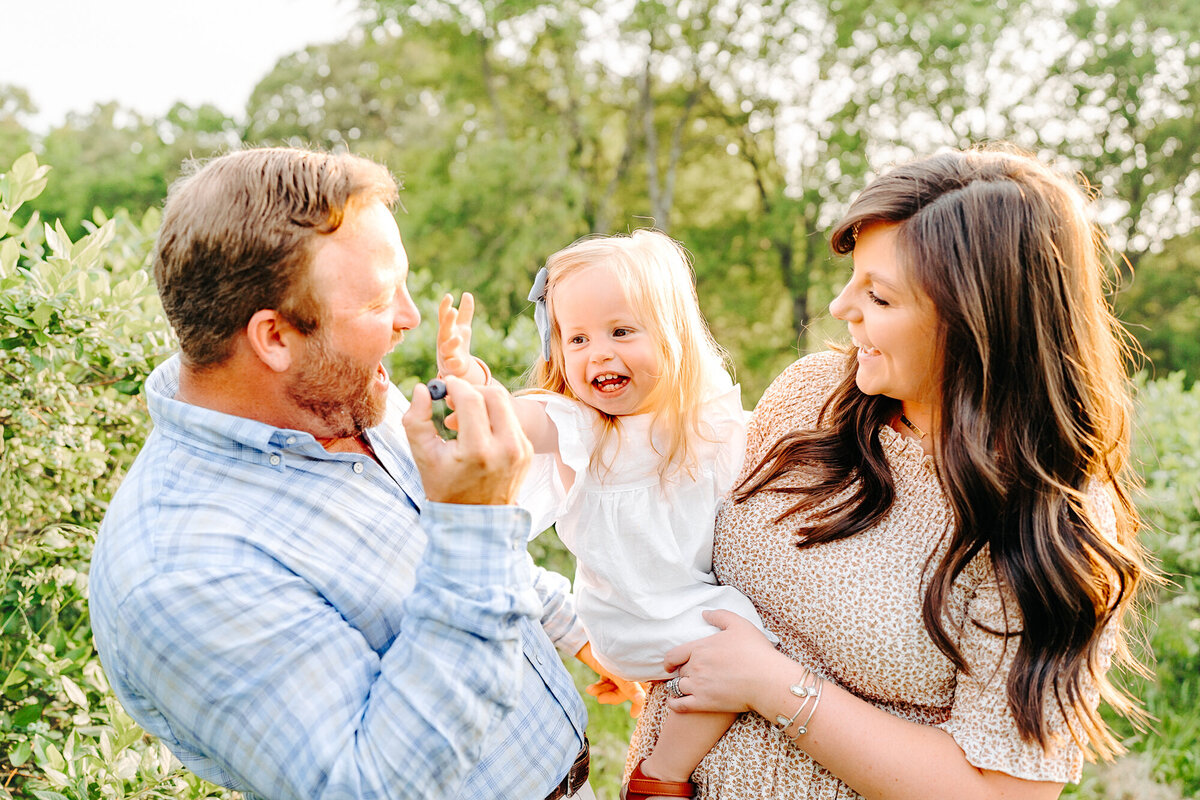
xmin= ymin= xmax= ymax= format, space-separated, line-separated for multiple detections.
xmin=436 ymin=293 xmax=561 ymax=457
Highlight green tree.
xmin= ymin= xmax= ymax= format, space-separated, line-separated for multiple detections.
xmin=1115 ymin=231 xmax=1200 ymax=383
xmin=246 ymin=0 xmax=1200 ymax=393
xmin=25 ymin=101 xmax=239 ymax=237
xmin=0 ymin=84 xmax=36 ymax=173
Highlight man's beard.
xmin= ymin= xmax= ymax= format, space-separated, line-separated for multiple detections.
xmin=286 ymin=330 xmax=388 ymax=439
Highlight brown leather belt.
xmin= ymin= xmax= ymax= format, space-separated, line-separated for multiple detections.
xmin=544 ymin=736 xmax=590 ymax=800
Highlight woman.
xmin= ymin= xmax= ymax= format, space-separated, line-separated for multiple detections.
xmin=624 ymin=146 xmax=1151 ymax=800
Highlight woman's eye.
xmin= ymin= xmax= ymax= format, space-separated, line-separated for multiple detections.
xmin=867 ymin=291 xmax=889 ymax=307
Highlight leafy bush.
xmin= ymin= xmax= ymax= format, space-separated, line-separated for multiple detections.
xmin=0 ymin=153 xmax=228 ymax=799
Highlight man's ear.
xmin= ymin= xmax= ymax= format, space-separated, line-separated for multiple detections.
xmin=245 ymin=309 xmax=303 ymax=373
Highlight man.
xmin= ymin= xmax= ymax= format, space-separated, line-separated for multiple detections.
xmin=89 ymin=148 xmax=600 ymax=799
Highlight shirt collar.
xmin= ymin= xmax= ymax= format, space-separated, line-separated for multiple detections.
xmin=144 ymin=354 xmax=364 ymax=459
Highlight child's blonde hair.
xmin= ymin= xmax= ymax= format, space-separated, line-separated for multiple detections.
xmin=528 ymin=229 xmax=731 ymax=478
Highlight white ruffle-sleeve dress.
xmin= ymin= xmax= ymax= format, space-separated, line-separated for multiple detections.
xmin=520 ymin=375 xmax=775 ymax=681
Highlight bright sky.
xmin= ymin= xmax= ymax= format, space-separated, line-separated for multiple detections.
xmin=1 ymin=0 xmax=362 ymax=131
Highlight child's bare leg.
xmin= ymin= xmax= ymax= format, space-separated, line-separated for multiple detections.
xmin=638 ymin=708 xmax=737 ymax=792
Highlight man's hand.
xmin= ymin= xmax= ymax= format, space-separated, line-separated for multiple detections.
xmin=575 ymin=642 xmax=645 ymax=718
xmin=436 ymin=293 xmax=479 ymax=381
xmin=403 ymin=376 xmax=532 ymax=505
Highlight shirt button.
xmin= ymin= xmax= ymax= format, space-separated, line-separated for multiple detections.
xmin=285 ymin=436 xmax=296 ymax=445
xmin=353 ymin=462 xmax=364 ymax=474
xmin=535 ymin=653 xmax=544 ymax=665
xmin=269 ymin=455 xmax=281 ymax=466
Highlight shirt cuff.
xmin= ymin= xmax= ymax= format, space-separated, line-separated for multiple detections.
xmin=420 ymin=501 xmax=533 ymax=588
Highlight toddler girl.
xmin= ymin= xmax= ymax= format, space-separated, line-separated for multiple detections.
xmin=437 ymin=230 xmax=774 ymax=800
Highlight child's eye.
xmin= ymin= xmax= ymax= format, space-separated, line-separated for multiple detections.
xmin=612 ymin=328 xmax=629 ymax=337
xmin=568 ymin=335 xmax=587 ymax=345
xmin=867 ymin=291 xmax=889 ymax=307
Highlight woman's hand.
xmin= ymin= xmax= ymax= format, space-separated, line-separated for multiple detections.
xmin=661 ymin=610 xmax=792 ymax=716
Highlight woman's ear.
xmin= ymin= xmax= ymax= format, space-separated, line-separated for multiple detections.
xmin=245 ymin=309 xmax=302 ymax=373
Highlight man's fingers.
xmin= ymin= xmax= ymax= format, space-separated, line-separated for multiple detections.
xmin=441 ymin=376 xmax=488 ymax=444
xmin=402 ymin=382 xmax=442 ymax=460
xmin=480 ymin=382 xmax=528 ymax=443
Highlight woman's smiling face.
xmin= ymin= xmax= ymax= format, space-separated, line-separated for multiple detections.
xmin=828 ymin=222 xmax=940 ymax=419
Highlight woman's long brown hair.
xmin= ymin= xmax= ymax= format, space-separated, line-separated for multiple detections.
xmin=737 ymin=146 xmax=1150 ymax=758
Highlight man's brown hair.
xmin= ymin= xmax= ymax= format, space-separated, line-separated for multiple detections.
xmin=153 ymin=147 xmax=398 ymax=367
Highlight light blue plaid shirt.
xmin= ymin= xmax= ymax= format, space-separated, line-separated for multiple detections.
xmin=90 ymin=355 xmax=589 ymax=800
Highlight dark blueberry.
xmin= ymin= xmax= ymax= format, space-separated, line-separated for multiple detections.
xmin=427 ymin=378 xmax=448 ymax=401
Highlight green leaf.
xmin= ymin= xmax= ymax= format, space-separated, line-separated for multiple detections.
xmin=7 ymin=740 xmax=31 ymax=767
xmin=12 ymin=702 xmax=43 ymax=726
xmin=61 ymin=675 xmax=89 ymax=710
xmin=2 ymin=668 xmax=27 ymax=689
xmin=31 ymin=303 xmax=53 ymax=329
xmin=36 ymin=739 xmax=67 ymax=772
xmin=0 ymin=238 xmax=19 ymax=278
xmin=43 ymin=222 xmax=69 ymax=258
xmin=7 ymin=152 xmax=51 ymax=207
xmin=11 ymin=152 xmax=40 ymax=184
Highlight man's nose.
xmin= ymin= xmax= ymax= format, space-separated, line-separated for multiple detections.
xmin=394 ymin=289 xmax=421 ymax=331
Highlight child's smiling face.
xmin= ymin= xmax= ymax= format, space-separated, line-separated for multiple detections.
xmin=552 ymin=265 xmax=660 ymax=417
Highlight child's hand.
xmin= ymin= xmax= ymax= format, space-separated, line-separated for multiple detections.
xmin=436 ymin=292 xmax=477 ymax=380
xmin=575 ymin=642 xmax=646 ymax=718
xmin=586 ymin=676 xmax=646 ymax=718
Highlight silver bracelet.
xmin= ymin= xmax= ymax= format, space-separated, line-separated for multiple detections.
xmin=792 ymin=677 xmax=823 ymax=737
xmin=775 ymin=672 xmax=819 ymax=733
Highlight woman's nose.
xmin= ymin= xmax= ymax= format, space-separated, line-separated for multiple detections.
xmin=829 ymin=283 xmax=855 ymax=321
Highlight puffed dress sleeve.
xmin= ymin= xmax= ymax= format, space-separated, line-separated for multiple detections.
xmin=516 ymin=395 xmax=596 ymax=539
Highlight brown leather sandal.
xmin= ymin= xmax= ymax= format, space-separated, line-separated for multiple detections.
xmin=621 ymin=759 xmax=695 ymax=799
